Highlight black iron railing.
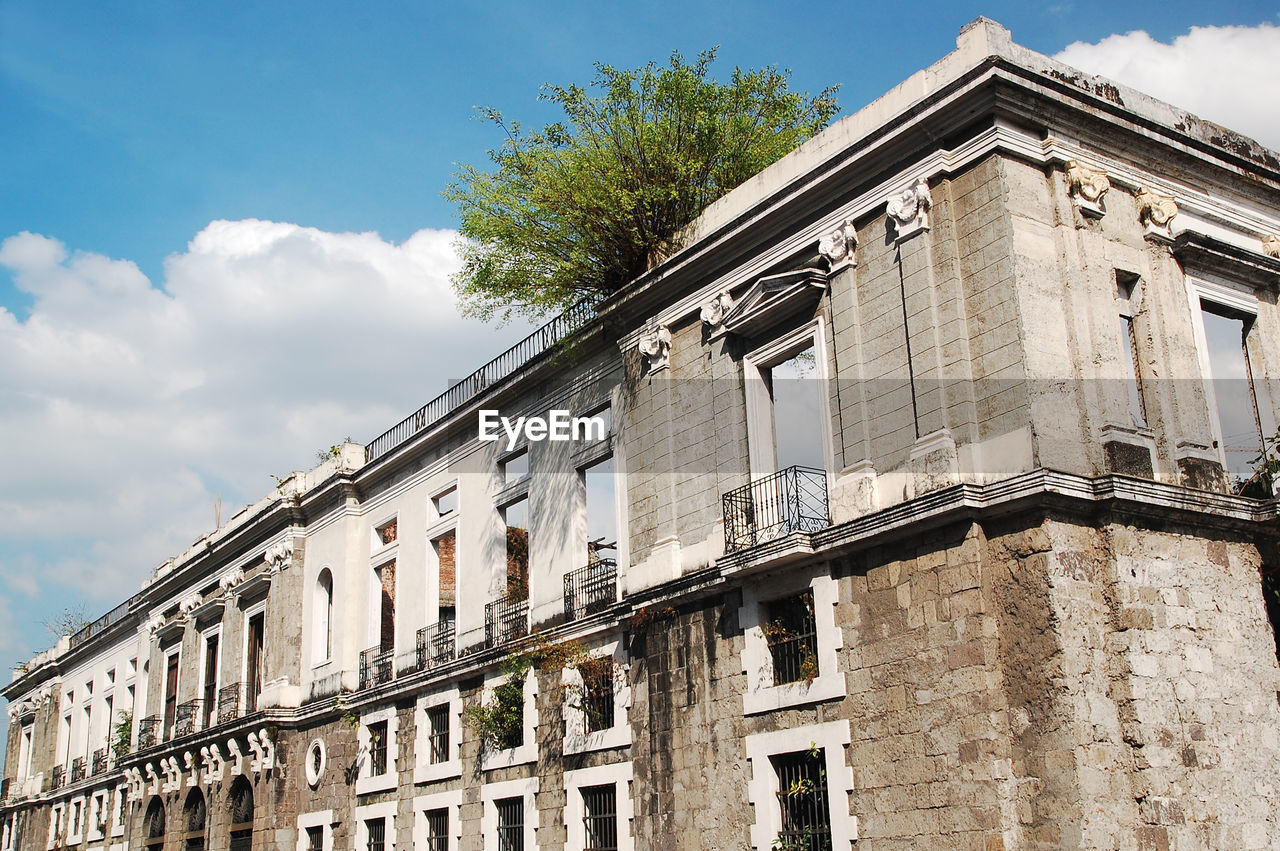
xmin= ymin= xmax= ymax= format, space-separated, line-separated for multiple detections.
xmin=49 ymin=764 xmax=65 ymax=791
xmin=360 ymin=646 xmax=395 ymax=689
xmin=91 ymin=748 xmax=109 ymax=776
xmin=564 ymin=559 xmax=617 ymax=621
xmin=485 ymin=593 xmax=529 ymax=649
xmin=68 ymin=591 xmax=142 ymax=650
xmin=69 ymin=756 xmax=86 ymax=783
xmin=416 ymin=619 xmax=456 ymax=671
xmin=366 ymin=299 xmax=597 ymax=461
xmin=218 ymin=683 xmax=243 ymax=725
xmin=723 ymin=466 xmax=830 ymax=553
xmin=174 ymin=699 xmax=203 ymax=737
xmin=137 ymin=716 xmax=161 ymax=750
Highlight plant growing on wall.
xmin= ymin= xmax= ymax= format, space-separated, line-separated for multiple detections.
xmin=111 ymin=711 xmax=133 ymax=760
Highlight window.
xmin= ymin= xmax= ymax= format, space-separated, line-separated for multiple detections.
xmin=581 ymin=785 xmax=618 ymax=851
xmin=744 ymin=324 xmax=831 ymax=477
xmin=433 ymin=486 xmax=458 ymax=518
xmin=502 ymin=450 xmax=529 ymax=484
xmin=426 ymin=704 xmax=450 ymax=764
xmin=18 ymin=723 xmax=32 ymax=780
xmin=375 ymin=519 xmax=399 ymax=547
xmin=375 ymin=560 xmax=397 ymax=653
xmin=366 ymin=818 xmax=386 ymax=851
xmin=479 ymin=668 xmax=537 ymax=771
xmin=1116 ymin=272 xmax=1147 ymax=428
xmin=354 ymin=803 xmax=396 ymax=851
xmin=563 ymin=641 xmax=630 ymax=755
xmin=495 ymin=797 xmax=524 ymax=851
xmin=144 ymin=798 xmax=166 ymax=851
xmin=413 ymin=791 xmax=461 ymax=851
xmin=1199 ymin=301 xmax=1265 ymax=487
xmin=245 ymin=611 xmax=265 ymax=713
xmin=745 ymin=722 xmax=855 ymax=850
xmin=306 ymin=826 xmax=324 ymax=851
xmin=357 ymin=708 xmax=398 ymax=794
xmin=502 ymin=497 xmax=530 ymax=600
xmin=163 ymin=652 xmax=180 ymax=739
xmin=581 ymin=659 xmax=615 ymax=734
xmin=228 ymin=777 xmax=254 ymax=851
xmin=314 ymin=569 xmax=334 ymax=665
xmin=295 ymin=809 xmax=333 ymax=851
xmin=423 ymin=809 xmax=448 ymax=851
xmin=433 ymin=531 xmax=457 ymax=624
xmin=201 ymin=630 xmax=220 ymax=730
xmin=763 ymin=592 xmax=818 ymax=686
xmin=368 ymin=721 xmax=389 ymax=776
xmin=182 ymin=788 xmax=207 ymax=851
xmin=582 ymin=455 xmax=618 ymax=569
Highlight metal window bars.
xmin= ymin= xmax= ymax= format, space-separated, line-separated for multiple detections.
xmin=416 ymin=619 xmax=456 ymax=671
xmin=69 ymin=757 xmax=86 ymax=784
xmin=366 ymin=818 xmax=386 ymax=851
xmin=763 ymin=591 xmax=819 ymax=686
xmin=217 ymin=683 xmax=243 ymax=726
xmin=485 ymin=594 xmax=529 ymax=649
xmin=771 ymin=749 xmax=833 ymax=851
xmin=722 ymin=466 xmax=830 ymax=553
xmin=367 ymin=722 xmax=388 ymax=776
xmin=563 ymin=559 xmax=618 ymax=621
xmin=425 ymin=704 xmax=450 ymax=764
xmin=137 ymin=716 xmax=161 ymax=750
xmin=423 ymin=808 xmax=448 ymax=851
xmin=91 ymin=748 xmax=109 ymax=777
xmin=174 ymin=699 xmax=203 ymax=738
xmin=49 ymin=765 xmax=65 ymax=791
xmin=581 ymin=784 xmax=619 ymax=851
xmin=495 ymin=797 xmax=525 ymax=851
xmin=359 ymin=646 xmax=395 ymax=690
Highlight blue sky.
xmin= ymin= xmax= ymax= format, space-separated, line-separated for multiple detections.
xmin=2 ymin=0 xmax=1279 ymax=750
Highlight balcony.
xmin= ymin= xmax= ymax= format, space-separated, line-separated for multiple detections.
xmin=137 ymin=716 xmax=161 ymax=750
xmin=416 ymin=619 xmax=456 ymax=671
xmin=91 ymin=748 xmax=109 ymax=777
xmin=485 ymin=593 xmax=529 ymax=649
xmin=49 ymin=764 xmax=65 ymax=791
xmin=563 ymin=558 xmax=618 ymax=621
xmin=722 ymin=466 xmax=830 ymax=553
xmin=70 ymin=756 xmax=86 ymax=784
xmin=359 ymin=646 xmax=395 ymax=690
xmin=217 ymin=683 xmax=244 ymax=725
xmin=174 ymin=699 xmax=204 ymax=738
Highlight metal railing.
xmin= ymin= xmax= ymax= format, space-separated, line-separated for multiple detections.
xmin=174 ymin=699 xmax=203 ymax=738
xmin=485 ymin=593 xmax=529 ymax=649
xmin=91 ymin=748 xmax=109 ymax=776
xmin=772 ymin=749 xmax=832 ymax=849
xmin=49 ymin=764 xmax=65 ymax=791
xmin=416 ymin=619 xmax=456 ymax=671
xmin=564 ymin=559 xmax=617 ymax=621
xmin=70 ymin=756 xmax=86 ymax=784
xmin=360 ymin=646 xmax=395 ymax=689
xmin=366 ymin=299 xmax=598 ymax=461
xmin=68 ymin=591 xmax=142 ymax=650
xmin=137 ymin=716 xmax=161 ymax=750
xmin=723 ymin=466 xmax=830 ymax=553
xmin=218 ymin=683 xmax=243 ymax=725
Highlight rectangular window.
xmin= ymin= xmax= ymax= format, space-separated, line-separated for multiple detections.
xmin=1200 ymin=302 xmax=1265 ymax=488
xmin=246 ymin=612 xmax=265 ymax=712
xmin=771 ymin=749 xmax=832 ymax=851
xmin=766 ymin=343 xmax=824 ymax=472
xmin=18 ymin=724 xmax=32 ymax=779
xmin=377 ymin=561 xmax=397 ymax=653
xmin=426 ymin=704 xmax=450 ymax=764
xmin=763 ymin=592 xmax=818 ymax=686
xmin=368 ymin=721 xmax=389 ymax=776
xmin=163 ymin=652 xmax=180 ymax=739
xmin=502 ymin=497 xmax=530 ymax=600
xmin=1116 ymin=273 xmax=1147 ymax=428
xmin=434 ymin=530 xmax=457 ymax=618
xmin=202 ymin=632 xmax=220 ymax=729
xmin=376 ymin=519 xmax=399 ymax=546
xmin=366 ymin=817 xmax=386 ymax=851
xmin=433 ymin=486 xmax=457 ymax=518
xmin=502 ymin=450 xmax=529 ymax=484
xmin=495 ymin=797 xmax=524 ymax=851
xmin=306 ymin=826 xmax=324 ymax=851
xmin=583 ymin=456 xmax=617 ymax=565
xmin=580 ymin=659 xmax=615 ymax=734
xmin=423 ymin=808 xmax=448 ymax=851
xmin=581 ymin=785 xmax=618 ymax=851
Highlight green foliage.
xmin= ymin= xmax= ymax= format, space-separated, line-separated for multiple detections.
xmin=445 ymin=48 xmax=839 ymax=321
xmin=111 ymin=711 xmax=133 ymax=759
xmin=1236 ymin=428 xmax=1280 ymax=497
xmin=465 ymin=655 xmax=530 ymax=751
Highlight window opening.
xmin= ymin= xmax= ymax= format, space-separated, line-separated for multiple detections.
xmin=245 ymin=612 xmax=265 ymax=713
xmin=495 ymin=797 xmax=524 ymax=851
xmin=228 ymin=777 xmax=253 ymax=851
xmin=368 ymin=720 xmax=389 ymax=776
xmin=581 ymin=784 xmax=618 ymax=851
xmin=763 ymin=591 xmax=819 ymax=686
xmin=424 ymin=808 xmax=448 ymax=851
xmin=1200 ymin=303 xmax=1266 ymax=491
xmin=503 ymin=497 xmax=530 ymax=600
xmin=366 ymin=817 xmax=386 ymax=851
xmin=426 ymin=704 xmax=450 ymax=764
xmin=771 ymin=748 xmax=832 ymax=851
xmin=767 ymin=343 xmax=824 ymax=472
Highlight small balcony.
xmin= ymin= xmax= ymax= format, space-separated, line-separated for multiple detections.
xmin=217 ymin=683 xmax=244 ymax=725
xmin=360 ymin=646 xmax=395 ymax=689
xmin=49 ymin=764 xmax=65 ymax=791
xmin=722 ymin=466 xmax=830 ymax=553
xmin=174 ymin=699 xmax=204 ymax=738
xmin=416 ymin=619 xmax=456 ymax=671
xmin=137 ymin=716 xmax=161 ymax=750
xmin=485 ymin=593 xmax=529 ymax=649
xmin=91 ymin=748 xmax=109 ymax=777
xmin=69 ymin=756 xmax=86 ymax=784
xmin=563 ymin=558 xmax=618 ymax=621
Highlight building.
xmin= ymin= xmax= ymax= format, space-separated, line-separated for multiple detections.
xmin=5 ymin=17 xmax=1280 ymax=850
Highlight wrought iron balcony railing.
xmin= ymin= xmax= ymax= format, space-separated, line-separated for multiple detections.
xmin=137 ymin=716 xmax=161 ymax=750
xmin=91 ymin=748 xmax=109 ymax=776
xmin=722 ymin=466 xmax=830 ymax=553
xmin=360 ymin=646 xmax=395 ymax=689
xmin=564 ymin=558 xmax=618 ymax=621
xmin=416 ymin=619 xmax=456 ymax=671
xmin=485 ymin=593 xmax=529 ymax=649
xmin=49 ymin=764 xmax=65 ymax=791
xmin=69 ymin=756 xmax=86 ymax=784
xmin=218 ymin=683 xmax=243 ymax=725
xmin=174 ymin=699 xmax=203 ymax=738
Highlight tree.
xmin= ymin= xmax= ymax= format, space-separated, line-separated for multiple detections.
xmin=43 ymin=604 xmax=90 ymax=640
xmin=445 ymin=49 xmax=839 ymax=321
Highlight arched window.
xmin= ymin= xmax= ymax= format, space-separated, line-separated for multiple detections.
xmin=143 ymin=798 xmax=165 ymax=851
xmin=315 ymin=569 xmax=334 ymax=664
xmin=182 ymin=788 xmax=206 ymax=851
xmin=228 ymin=777 xmax=254 ymax=851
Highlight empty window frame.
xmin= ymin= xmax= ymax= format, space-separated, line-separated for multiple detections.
xmin=502 ymin=497 xmax=530 ymax=601
xmin=744 ymin=324 xmax=831 ymax=478
xmin=314 ymin=569 xmax=334 ymax=665
xmin=1196 ymin=297 xmax=1267 ymax=488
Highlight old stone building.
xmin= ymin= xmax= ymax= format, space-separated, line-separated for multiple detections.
xmin=4 ymin=17 xmax=1280 ymax=851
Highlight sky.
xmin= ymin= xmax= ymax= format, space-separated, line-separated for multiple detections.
xmin=3 ymin=0 xmax=1280 ymax=742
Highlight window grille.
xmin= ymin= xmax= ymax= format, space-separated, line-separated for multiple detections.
xmin=426 ymin=704 xmax=450 ymax=764
xmin=580 ymin=659 xmax=615 ymax=733
xmin=368 ymin=721 xmax=389 ymax=776
xmin=563 ymin=559 xmax=618 ymax=621
xmin=495 ymin=797 xmax=524 ymax=851
xmin=581 ymin=784 xmax=618 ymax=851
xmin=416 ymin=618 xmax=456 ymax=670
xmin=771 ymin=749 xmax=832 ymax=851
xmin=306 ymin=826 xmax=324 ymax=851
xmin=423 ymin=808 xmax=448 ymax=851
xmin=763 ymin=591 xmax=818 ymax=686
xmin=366 ymin=817 xmax=386 ymax=851
xmin=484 ymin=594 xmax=529 ymax=648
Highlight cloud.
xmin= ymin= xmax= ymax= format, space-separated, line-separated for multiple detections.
xmin=1055 ymin=23 xmax=1280 ymax=151
xmin=0 ymin=222 xmax=530 ymax=623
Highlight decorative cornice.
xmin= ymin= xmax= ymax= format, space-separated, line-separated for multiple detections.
xmin=1172 ymin=231 xmax=1280 ymax=287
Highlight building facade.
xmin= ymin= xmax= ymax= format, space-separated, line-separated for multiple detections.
xmin=5 ymin=18 xmax=1280 ymax=851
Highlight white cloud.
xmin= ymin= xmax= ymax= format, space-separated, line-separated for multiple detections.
xmin=0 ymin=222 xmax=530 ymax=629
xmin=1056 ymin=23 xmax=1280 ymax=151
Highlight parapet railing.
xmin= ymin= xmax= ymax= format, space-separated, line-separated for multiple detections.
xmin=68 ymin=591 xmax=143 ymax=650
xmin=136 ymin=717 xmax=161 ymax=750
xmin=217 ymin=684 xmax=244 ymax=726
xmin=722 ymin=466 xmax=831 ymax=553
xmin=174 ymin=699 xmax=203 ymax=738
xmin=366 ymin=299 xmax=597 ymax=462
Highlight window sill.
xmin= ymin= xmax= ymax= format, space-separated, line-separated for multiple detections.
xmin=564 ymin=725 xmax=630 ymax=755
xmin=413 ymin=759 xmax=462 ymax=785
xmin=480 ymin=743 xmax=536 ymax=772
xmin=355 ymin=771 xmax=396 ymax=796
xmin=743 ymin=671 xmax=844 ymax=716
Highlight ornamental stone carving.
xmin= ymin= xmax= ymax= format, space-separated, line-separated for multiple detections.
xmin=1065 ymin=160 xmax=1109 ymax=217
xmin=886 ymin=178 xmax=932 ymax=241
xmin=1136 ymin=187 xmax=1178 ymax=242
xmin=1263 ymin=234 xmax=1280 ymax=259
xmin=699 ymin=292 xmax=734 ymax=328
xmin=818 ymin=219 xmax=858 ymax=268
xmin=248 ymin=731 xmax=264 ymax=773
xmin=143 ymin=614 xmax=164 ymax=638
xmin=183 ymin=751 xmax=199 ymax=787
xmin=178 ymin=592 xmax=202 ymax=620
xmin=265 ymin=538 xmax=294 ymax=573
xmin=260 ymin=727 xmax=276 ymax=770
xmin=218 ymin=567 xmax=244 ymax=597
xmin=637 ymin=325 xmax=672 ymax=372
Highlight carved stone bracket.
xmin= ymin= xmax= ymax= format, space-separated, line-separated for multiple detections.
xmin=886 ymin=178 xmax=932 ymax=242
xmin=637 ymin=325 xmax=672 ymax=373
xmin=178 ymin=592 xmax=202 ymax=622
xmin=1263 ymin=234 xmax=1280 ymax=259
xmin=144 ymin=762 xmax=161 ymax=796
xmin=699 ymin=292 xmax=734 ymax=330
xmin=265 ymin=538 xmax=294 ymax=573
xmin=247 ymin=732 xmax=264 ymax=774
xmin=208 ymin=743 xmax=226 ymax=784
xmin=227 ymin=738 xmax=245 ymax=776
xmin=818 ymin=219 xmax=858 ymax=270
xmin=1065 ymin=160 xmax=1109 ymax=218
xmin=1137 ymin=187 xmax=1178 ymax=243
